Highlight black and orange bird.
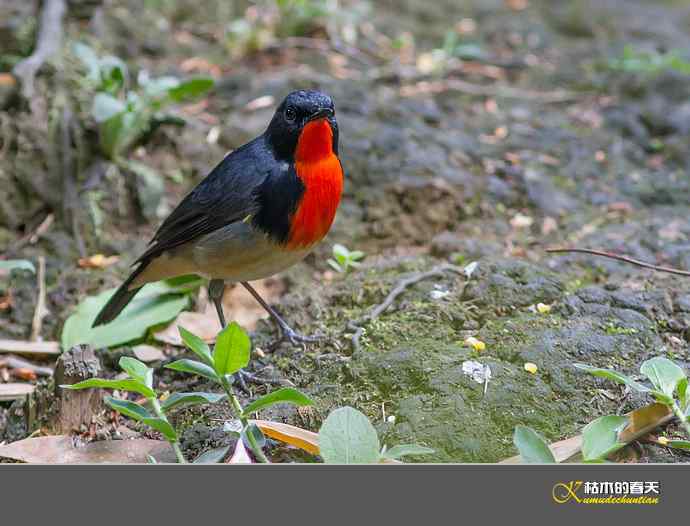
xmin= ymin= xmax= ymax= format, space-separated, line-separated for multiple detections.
xmin=93 ymin=90 xmax=343 ymax=356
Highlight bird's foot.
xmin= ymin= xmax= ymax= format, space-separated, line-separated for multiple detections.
xmin=268 ymin=324 xmax=324 ymax=351
xmin=232 ymin=368 xmax=292 ymax=394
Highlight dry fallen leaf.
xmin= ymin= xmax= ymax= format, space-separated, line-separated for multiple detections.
xmin=0 ymin=435 xmax=176 ymax=463
xmin=132 ymin=345 xmax=165 ymax=363
xmin=78 ymin=254 xmax=119 ymax=269
xmin=252 ymin=419 xmax=320 ymax=456
xmin=154 ymin=279 xmax=284 ymax=345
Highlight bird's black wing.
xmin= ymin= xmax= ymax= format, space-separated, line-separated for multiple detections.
xmin=135 ymin=137 xmax=274 ymax=264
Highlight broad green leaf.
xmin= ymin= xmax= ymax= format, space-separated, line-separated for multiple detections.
xmin=92 ymin=93 xmax=126 ymax=122
xmin=61 ymin=378 xmax=155 ymax=399
xmin=512 ymin=425 xmax=556 ymax=463
xmin=582 ymin=415 xmax=627 ymax=461
xmin=381 ymin=444 xmax=434 ymax=460
xmin=104 ymin=397 xmax=177 ymax=441
xmin=241 ymin=388 xmax=314 ymax=417
xmin=160 ymin=392 xmax=226 ymax=412
xmin=213 ymin=322 xmax=250 ymax=377
xmin=60 ymin=281 xmax=190 ymax=350
xmin=349 ymin=250 xmax=365 ymax=261
xmin=318 ymin=406 xmax=381 ymax=464
xmin=0 ymin=260 xmax=35 ymax=274
xmin=164 ymin=359 xmax=219 ymax=382
xmin=193 ymin=445 xmax=231 ymax=464
xmin=118 ymin=357 xmax=153 ymax=388
xmin=332 ymin=244 xmax=349 ymax=259
xmin=574 ymin=363 xmax=650 ymax=393
xmin=179 ymin=326 xmax=213 ymax=366
xmin=326 ymin=259 xmax=343 ymax=273
xmin=677 ymin=377 xmax=688 ymax=411
xmin=143 ymin=76 xmax=180 ymax=98
xmin=640 ymin=357 xmax=687 ymax=399
xmin=168 ymin=77 xmax=214 ymax=102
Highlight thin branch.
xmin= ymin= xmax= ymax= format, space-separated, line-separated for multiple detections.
xmin=12 ymin=0 xmax=67 ymax=99
xmin=347 ymin=263 xmax=462 ymax=352
xmin=546 ymin=247 xmax=690 ymax=277
xmin=31 ymin=256 xmax=47 ymax=341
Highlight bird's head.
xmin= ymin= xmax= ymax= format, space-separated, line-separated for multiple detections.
xmin=265 ymin=90 xmax=338 ymax=163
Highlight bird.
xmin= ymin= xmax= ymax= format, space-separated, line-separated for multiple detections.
xmin=92 ymin=89 xmax=343 ymax=363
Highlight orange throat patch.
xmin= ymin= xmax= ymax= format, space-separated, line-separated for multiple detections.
xmin=286 ymin=119 xmax=343 ymax=250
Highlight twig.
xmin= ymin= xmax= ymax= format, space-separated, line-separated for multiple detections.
xmin=31 ymin=256 xmax=47 ymax=341
xmin=0 ymin=340 xmax=60 ymax=355
xmin=347 ymin=263 xmax=462 ymax=352
xmin=12 ymin=0 xmax=67 ymax=99
xmin=2 ymin=355 xmax=53 ymax=377
xmin=5 ymin=212 xmax=54 ymax=256
xmin=546 ymin=247 xmax=690 ymax=277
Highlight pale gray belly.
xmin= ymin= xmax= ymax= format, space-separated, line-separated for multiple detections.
xmin=182 ymin=221 xmax=310 ymax=282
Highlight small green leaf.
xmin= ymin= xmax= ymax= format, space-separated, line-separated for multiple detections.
xmin=160 ymin=392 xmax=226 ymax=412
xmin=0 ymin=260 xmax=35 ymax=274
xmin=241 ymin=388 xmax=314 ymax=417
xmin=574 ymin=363 xmax=650 ymax=393
xmin=164 ymin=359 xmax=219 ymax=382
xmin=513 ymin=425 xmax=556 ymax=463
xmin=213 ymin=322 xmax=250 ymax=377
xmin=640 ymin=357 xmax=687 ymax=399
xmin=104 ymin=397 xmax=177 ymax=441
xmin=318 ymin=406 xmax=381 ymax=464
xmin=381 ymin=444 xmax=434 ymax=460
xmin=349 ymin=250 xmax=365 ymax=261
xmin=243 ymin=423 xmax=266 ymax=449
xmin=168 ymin=77 xmax=214 ymax=102
xmin=125 ymin=159 xmax=165 ymax=222
xmin=178 ymin=326 xmax=213 ymax=366
xmin=332 ymin=244 xmax=350 ymax=259
xmin=582 ymin=415 xmax=628 ymax=461
xmin=118 ymin=357 xmax=153 ymax=388
xmin=193 ymin=445 xmax=231 ymax=464
xmin=92 ymin=93 xmax=126 ymax=122
xmin=62 ymin=378 xmax=155 ymax=399
xmin=73 ymin=42 xmax=100 ymax=81
xmin=666 ymin=440 xmax=690 ymax=450
xmin=326 ymin=259 xmax=343 ymax=273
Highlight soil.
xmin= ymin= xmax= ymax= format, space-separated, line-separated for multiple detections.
xmin=2 ymin=0 xmax=690 ymax=463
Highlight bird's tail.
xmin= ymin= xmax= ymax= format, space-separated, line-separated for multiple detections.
xmin=92 ymin=264 xmax=146 ymax=327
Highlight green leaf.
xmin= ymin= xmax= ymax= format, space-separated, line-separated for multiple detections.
xmin=381 ymin=444 xmax=434 ymax=460
xmin=318 ymin=406 xmax=381 ymax=464
xmin=168 ymin=77 xmax=214 ymax=102
xmin=61 ymin=378 xmax=155 ymax=399
xmin=143 ymin=76 xmax=180 ymax=98
xmin=118 ymin=357 xmax=153 ymax=388
xmin=640 ymin=357 xmax=687 ymax=399
xmin=193 ymin=445 xmax=231 ymax=464
xmin=213 ymin=322 xmax=251 ymax=377
xmin=104 ymin=397 xmax=177 ymax=441
xmin=73 ymin=42 xmax=100 ymax=82
xmin=125 ymin=160 xmax=164 ymax=221
xmin=573 ymin=363 xmax=650 ymax=393
xmin=60 ymin=281 xmax=190 ymax=351
xmin=332 ymin=244 xmax=350 ymax=260
xmin=241 ymin=388 xmax=314 ymax=417
xmin=178 ymin=326 xmax=213 ymax=366
xmin=243 ymin=423 xmax=266 ymax=449
xmin=160 ymin=392 xmax=226 ymax=412
xmin=0 ymin=260 xmax=35 ymax=274
xmin=92 ymin=93 xmax=126 ymax=122
xmin=513 ymin=425 xmax=556 ymax=463
xmin=666 ymin=440 xmax=690 ymax=451
xmin=326 ymin=259 xmax=343 ymax=273
xmin=581 ymin=415 xmax=627 ymax=461
xmin=164 ymin=359 xmax=219 ymax=382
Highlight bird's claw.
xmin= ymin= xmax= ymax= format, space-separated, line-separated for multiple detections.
xmin=232 ymin=369 xmax=291 ymax=394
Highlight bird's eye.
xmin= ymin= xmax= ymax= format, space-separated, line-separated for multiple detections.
xmin=285 ymin=107 xmax=297 ymax=122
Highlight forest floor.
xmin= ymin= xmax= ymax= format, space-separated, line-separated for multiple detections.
xmin=2 ymin=0 xmax=690 ymax=462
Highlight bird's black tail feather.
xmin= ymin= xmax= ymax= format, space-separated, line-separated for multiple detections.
xmin=92 ymin=265 xmax=146 ymax=327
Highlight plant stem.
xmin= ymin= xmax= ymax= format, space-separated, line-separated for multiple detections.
xmin=220 ymin=377 xmax=269 ymax=463
xmin=151 ymin=398 xmax=186 ymax=464
xmin=672 ymin=402 xmax=690 ymax=439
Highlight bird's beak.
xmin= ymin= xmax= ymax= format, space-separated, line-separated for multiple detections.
xmin=305 ymin=107 xmax=334 ymax=123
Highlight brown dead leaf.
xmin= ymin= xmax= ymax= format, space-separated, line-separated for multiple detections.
xmin=252 ymin=419 xmax=320 ymax=456
xmin=154 ymin=279 xmax=284 ymax=345
xmin=0 ymin=73 xmax=17 ymax=86
xmin=179 ymin=57 xmax=222 ymax=78
xmin=0 ymin=435 xmax=177 ymax=463
xmin=132 ymin=345 xmax=165 ymax=363
xmin=0 ymin=292 xmax=12 ymax=311
xmin=619 ymin=403 xmax=672 ymax=442
xmin=0 ymin=383 xmax=35 ymax=401
xmin=10 ymin=368 xmax=37 ymax=381
xmin=77 ymin=254 xmax=119 ymax=269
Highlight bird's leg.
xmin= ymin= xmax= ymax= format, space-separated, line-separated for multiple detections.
xmin=241 ymin=281 xmax=322 ymax=347
xmin=208 ymin=279 xmax=253 ymax=393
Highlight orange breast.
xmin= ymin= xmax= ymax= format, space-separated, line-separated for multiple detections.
xmin=286 ymin=119 xmax=343 ymax=250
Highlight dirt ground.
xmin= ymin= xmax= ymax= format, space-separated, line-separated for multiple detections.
xmin=2 ymin=0 xmax=690 ymax=462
